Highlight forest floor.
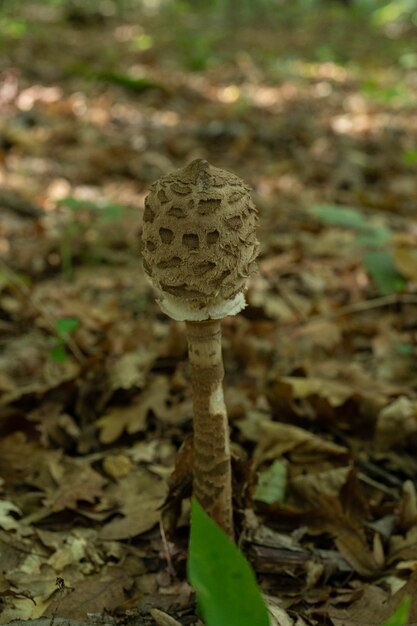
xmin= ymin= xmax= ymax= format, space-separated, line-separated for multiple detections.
xmin=1 ymin=2 xmax=417 ymax=625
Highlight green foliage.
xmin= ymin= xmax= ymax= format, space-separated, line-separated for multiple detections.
xmin=403 ymin=149 xmax=417 ymax=166
xmin=254 ymin=461 xmax=287 ymax=505
xmin=55 ymin=317 xmax=80 ymax=338
xmin=311 ymin=205 xmax=367 ymax=230
xmin=57 ymin=197 xmax=125 ymax=222
xmin=363 ymin=250 xmax=406 ymax=296
xmin=0 ymin=16 xmax=27 ymax=39
xmin=56 ymin=197 xmax=125 ymax=278
xmin=188 ymin=499 xmax=270 ymax=626
xmin=380 ymin=596 xmax=411 ymax=626
xmin=50 ymin=317 xmax=79 ymax=362
xmin=310 ymin=204 xmax=406 ymax=295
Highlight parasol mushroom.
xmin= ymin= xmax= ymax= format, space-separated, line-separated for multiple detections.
xmin=141 ymin=158 xmax=258 ymax=538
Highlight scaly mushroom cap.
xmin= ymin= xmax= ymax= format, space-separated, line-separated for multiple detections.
xmin=141 ymin=159 xmax=258 ymax=321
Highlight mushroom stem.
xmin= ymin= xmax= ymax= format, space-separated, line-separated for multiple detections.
xmin=185 ymin=319 xmax=234 ymax=538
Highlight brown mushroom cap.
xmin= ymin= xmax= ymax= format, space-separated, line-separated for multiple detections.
xmin=141 ymin=159 xmax=258 ymax=320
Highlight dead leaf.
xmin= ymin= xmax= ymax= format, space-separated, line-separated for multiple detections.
xmin=100 ymin=468 xmax=166 ymax=540
xmin=150 ymin=608 xmax=184 ymax=626
xmin=97 ymin=376 xmax=171 ymax=444
xmin=102 ymin=454 xmax=133 ymax=479
xmin=0 ymin=500 xmax=21 ymax=530
xmin=43 ymin=567 xmax=134 ymax=619
xmin=290 ymin=466 xmax=351 ymax=502
xmin=316 ymin=495 xmax=380 ymax=578
xmin=375 ymin=396 xmax=417 ymax=450
xmin=329 ymin=571 xmax=417 ymax=625
xmin=44 ymin=463 xmax=107 ymax=513
xmin=254 ymin=420 xmax=348 ymax=466
xmin=394 ymin=245 xmax=417 ymax=283
xmin=109 ymin=349 xmax=157 ymax=390
xmin=292 ymin=318 xmax=342 ymax=351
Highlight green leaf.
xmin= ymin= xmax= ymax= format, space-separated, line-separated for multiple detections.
xmin=55 ymin=317 xmax=79 ymax=338
xmin=57 ymin=197 xmax=124 ymax=221
xmin=363 ymin=250 xmax=407 ymax=295
xmin=254 ymin=461 xmax=287 ymax=505
xmin=96 ymin=70 xmax=167 ymax=93
xmin=397 ymin=343 xmax=414 ymax=356
xmin=188 ymin=499 xmax=270 ymax=626
xmin=310 ymin=204 xmax=367 ymax=230
xmin=57 ymin=197 xmax=99 ymax=211
xmin=50 ymin=344 xmax=68 ymax=363
xmin=403 ymin=149 xmax=417 ymax=166
xmin=356 ymin=225 xmax=392 ymax=248
xmin=101 ymin=202 xmax=124 ymax=222
xmin=380 ymin=596 xmax=411 ymax=626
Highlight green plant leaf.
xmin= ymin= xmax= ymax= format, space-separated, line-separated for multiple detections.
xmin=356 ymin=225 xmax=392 ymax=247
xmin=55 ymin=317 xmax=79 ymax=338
xmin=101 ymin=202 xmax=124 ymax=222
xmin=380 ymin=596 xmax=411 ymax=626
xmin=96 ymin=70 xmax=167 ymax=93
xmin=57 ymin=197 xmax=124 ymax=220
xmin=57 ymin=197 xmax=99 ymax=211
xmin=254 ymin=461 xmax=287 ymax=505
xmin=363 ymin=250 xmax=407 ymax=295
xmin=50 ymin=344 xmax=68 ymax=363
xmin=403 ymin=148 xmax=417 ymax=166
xmin=188 ymin=499 xmax=270 ymax=626
xmin=310 ymin=204 xmax=367 ymax=230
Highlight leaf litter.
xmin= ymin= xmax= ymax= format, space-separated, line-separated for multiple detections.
xmin=1 ymin=2 xmax=417 ymax=625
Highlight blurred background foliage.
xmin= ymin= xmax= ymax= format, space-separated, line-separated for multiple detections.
xmin=1 ymin=0 xmax=416 ymax=107
xmin=1 ymin=0 xmax=417 ymax=64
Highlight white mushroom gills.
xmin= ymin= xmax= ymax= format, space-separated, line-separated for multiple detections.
xmin=141 ymin=159 xmax=258 ymax=536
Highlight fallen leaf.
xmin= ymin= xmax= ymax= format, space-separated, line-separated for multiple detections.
xmin=150 ymin=608 xmax=184 ymax=626
xmin=100 ymin=468 xmax=166 ymax=540
xmin=290 ymin=466 xmax=352 ymax=502
xmin=375 ymin=396 xmax=417 ymax=450
xmin=254 ymin=420 xmax=348 ymax=466
xmin=0 ymin=500 xmax=21 ymax=530
xmin=97 ymin=376 xmax=171 ymax=444
xmin=43 ymin=567 xmax=134 ymax=619
xmin=45 ymin=463 xmax=107 ymax=513
xmin=108 ymin=349 xmax=157 ymax=390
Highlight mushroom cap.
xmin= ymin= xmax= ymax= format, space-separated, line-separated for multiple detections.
xmin=141 ymin=159 xmax=258 ymax=321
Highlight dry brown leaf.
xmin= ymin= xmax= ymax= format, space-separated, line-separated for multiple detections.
xmin=97 ymin=376 xmax=171 ymax=444
xmin=264 ymin=595 xmax=294 ymax=626
xmin=316 ymin=495 xmax=380 ymax=578
xmin=397 ymin=480 xmax=417 ymax=529
xmin=290 ymin=466 xmax=351 ymax=502
xmin=273 ymin=376 xmax=353 ymax=407
xmin=327 ymin=584 xmax=389 ymax=626
xmin=0 ymin=432 xmax=62 ymax=491
xmin=254 ymin=420 xmax=348 ymax=466
xmin=108 ymin=349 xmax=157 ymax=391
xmin=44 ymin=463 xmax=107 ymax=513
xmin=394 ymin=245 xmax=417 ymax=283
xmin=100 ymin=468 xmax=166 ymax=540
xmin=389 ymin=525 xmax=417 ymax=564
xmin=102 ymin=454 xmax=133 ymax=479
xmin=150 ymin=608 xmax=184 ymax=626
xmin=292 ymin=318 xmax=342 ymax=351
xmin=375 ymin=396 xmax=417 ymax=450
xmin=329 ymin=571 xmax=417 ymax=625
xmin=43 ymin=567 xmax=134 ymax=620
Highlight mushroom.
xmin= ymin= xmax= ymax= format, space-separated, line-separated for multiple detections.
xmin=141 ymin=158 xmax=258 ymax=537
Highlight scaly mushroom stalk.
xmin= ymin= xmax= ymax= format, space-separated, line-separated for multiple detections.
xmin=141 ymin=159 xmax=258 ymax=537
